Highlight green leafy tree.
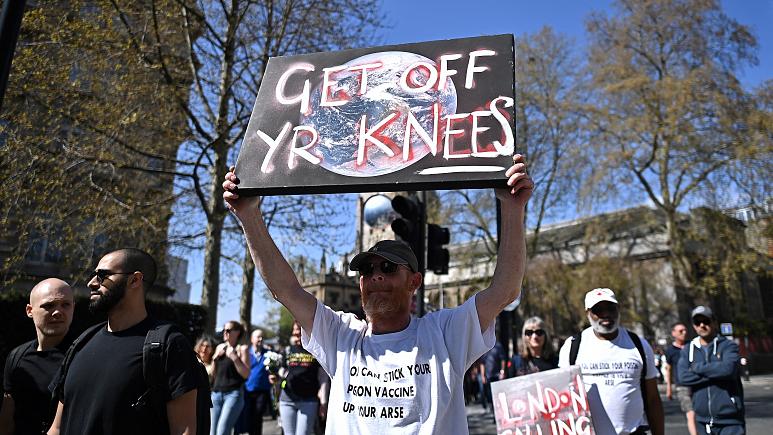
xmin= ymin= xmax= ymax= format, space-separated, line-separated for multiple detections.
xmin=686 ymin=208 xmax=771 ymax=329
xmin=0 ymin=1 xmax=192 ymax=289
xmin=527 ymin=207 xmax=676 ymax=338
xmin=277 ymin=305 xmax=295 ymax=346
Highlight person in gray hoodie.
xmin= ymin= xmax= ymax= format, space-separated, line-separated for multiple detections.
xmin=678 ymin=306 xmax=744 ymax=435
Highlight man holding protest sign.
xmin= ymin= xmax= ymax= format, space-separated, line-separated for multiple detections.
xmin=222 ymin=153 xmax=532 ymax=434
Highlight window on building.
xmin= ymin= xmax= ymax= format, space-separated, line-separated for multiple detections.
xmin=147 ymin=156 xmax=166 ymax=171
xmin=25 ymin=229 xmax=63 ymax=264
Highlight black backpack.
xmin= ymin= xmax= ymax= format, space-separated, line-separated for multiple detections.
xmin=5 ymin=339 xmax=37 ymax=377
xmin=56 ymin=321 xmax=211 ymax=435
xmin=569 ymin=328 xmax=649 ymax=414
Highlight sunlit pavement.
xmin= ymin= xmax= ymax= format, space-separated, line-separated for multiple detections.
xmin=466 ymin=402 xmax=498 ymax=434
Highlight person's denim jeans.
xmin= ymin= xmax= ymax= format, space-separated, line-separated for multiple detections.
xmin=279 ymin=400 xmax=318 ymax=435
xmin=211 ymin=388 xmax=245 ymax=435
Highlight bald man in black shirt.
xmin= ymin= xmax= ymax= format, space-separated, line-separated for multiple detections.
xmin=1 ymin=279 xmax=74 ymax=435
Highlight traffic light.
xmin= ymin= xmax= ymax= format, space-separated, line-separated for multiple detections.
xmin=427 ymin=224 xmax=450 ymax=274
xmin=390 ymin=195 xmax=423 ymax=259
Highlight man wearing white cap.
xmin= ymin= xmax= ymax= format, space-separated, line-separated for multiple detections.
xmin=558 ymin=288 xmax=664 ymax=435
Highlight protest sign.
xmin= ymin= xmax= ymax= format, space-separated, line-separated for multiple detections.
xmin=234 ymin=34 xmax=515 ymax=195
xmin=491 ymin=366 xmax=595 ymax=435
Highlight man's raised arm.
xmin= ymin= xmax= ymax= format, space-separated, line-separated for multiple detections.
xmin=475 ymin=154 xmax=533 ymax=333
xmin=223 ymin=168 xmax=317 ymax=332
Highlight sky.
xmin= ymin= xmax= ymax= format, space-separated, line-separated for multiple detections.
xmin=187 ymin=0 xmax=773 ymax=329
xmin=379 ymin=0 xmax=772 ymax=86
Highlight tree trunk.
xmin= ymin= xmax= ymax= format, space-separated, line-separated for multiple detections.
xmin=240 ymin=242 xmax=255 ymax=331
xmin=639 ymin=273 xmax=653 ymax=338
xmin=200 ymin=2 xmax=238 ymax=333
xmin=201 ymin=141 xmax=229 ymax=332
xmin=201 ymin=212 xmax=224 ymax=332
xmin=665 ymin=211 xmax=695 ymax=322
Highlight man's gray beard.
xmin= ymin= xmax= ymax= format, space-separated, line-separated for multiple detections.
xmin=589 ymin=313 xmax=619 ymax=335
xmin=363 ymin=294 xmax=401 ymax=322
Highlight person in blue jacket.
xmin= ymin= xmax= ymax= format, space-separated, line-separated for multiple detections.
xmin=678 ymin=306 xmax=745 ymax=435
xmin=236 ymin=328 xmax=275 ymax=435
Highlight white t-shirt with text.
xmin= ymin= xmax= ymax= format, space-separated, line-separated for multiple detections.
xmin=558 ymin=327 xmax=658 ymax=435
xmin=301 ymin=295 xmax=495 ymax=435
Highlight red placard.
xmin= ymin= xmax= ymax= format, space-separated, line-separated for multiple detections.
xmin=491 ymin=366 xmax=596 ymax=435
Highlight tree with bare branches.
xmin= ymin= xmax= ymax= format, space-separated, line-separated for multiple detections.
xmin=107 ymin=0 xmax=384 ymax=330
xmin=584 ymin=0 xmax=771 ymax=316
xmin=435 ymin=28 xmax=586 ymax=318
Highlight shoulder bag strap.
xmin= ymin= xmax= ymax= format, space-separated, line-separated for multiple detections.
xmin=627 ymin=329 xmax=649 ymax=412
xmin=569 ymin=333 xmax=582 ymax=365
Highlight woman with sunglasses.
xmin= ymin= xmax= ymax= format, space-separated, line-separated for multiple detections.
xmin=510 ymin=316 xmax=557 ymax=377
xmin=211 ymin=320 xmax=251 ymax=435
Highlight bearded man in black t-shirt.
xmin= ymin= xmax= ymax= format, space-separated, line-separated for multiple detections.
xmin=1 ymin=279 xmax=74 ymax=435
xmin=47 ymin=248 xmax=201 ymax=435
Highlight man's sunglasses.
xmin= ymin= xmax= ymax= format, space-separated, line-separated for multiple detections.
xmin=524 ymin=329 xmax=545 ymax=337
xmin=358 ymin=260 xmax=402 ymax=276
xmin=590 ymin=304 xmax=619 ymax=316
xmin=88 ymin=269 xmax=133 ymax=284
xmin=693 ymin=317 xmax=712 ymax=327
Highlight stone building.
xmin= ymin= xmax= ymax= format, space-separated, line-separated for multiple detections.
xmin=309 ymin=195 xmax=773 ymax=370
xmin=301 ymin=253 xmax=363 ymax=319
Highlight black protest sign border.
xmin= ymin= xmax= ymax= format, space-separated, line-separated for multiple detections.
xmin=235 ymin=34 xmax=515 ymax=196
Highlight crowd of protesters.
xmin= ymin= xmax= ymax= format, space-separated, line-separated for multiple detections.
xmin=461 ymin=289 xmax=747 ymax=435
xmin=192 ymin=319 xmax=329 ymax=435
xmin=0 ymin=249 xmax=330 ymax=435
xmin=0 ymin=275 xmax=747 ymax=435
xmin=0 ymin=156 xmax=748 ymax=435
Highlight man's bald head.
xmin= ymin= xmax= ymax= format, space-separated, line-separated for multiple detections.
xmin=30 ymin=278 xmax=73 ymax=305
xmin=27 ymin=278 xmax=74 ymax=342
xmin=251 ymin=328 xmax=264 ymax=347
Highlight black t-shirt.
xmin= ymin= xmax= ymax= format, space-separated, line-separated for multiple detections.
xmin=511 ymin=354 xmax=558 ymax=377
xmin=212 ymin=352 xmax=245 ymax=392
xmin=665 ymin=343 xmax=683 ymax=384
xmin=281 ymin=344 xmax=320 ymax=402
xmin=3 ymin=339 xmax=68 ymax=435
xmin=54 ymin=317 xmax=200 ymax=435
